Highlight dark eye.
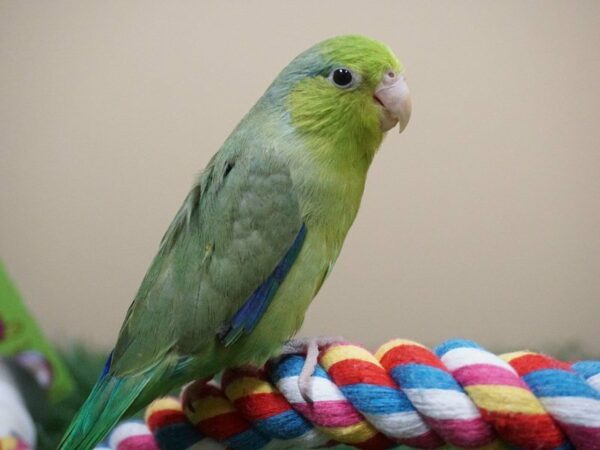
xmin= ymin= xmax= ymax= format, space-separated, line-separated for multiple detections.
xmin=332 ymin=68 xmax=352 ymax=86
xmin=329 ymin=68 xmax=360 ymax=89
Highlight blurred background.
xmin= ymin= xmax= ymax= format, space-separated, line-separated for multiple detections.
xmin=1 ymin=1 xmax=599 ymax=356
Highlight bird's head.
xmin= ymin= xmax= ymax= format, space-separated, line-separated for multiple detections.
xmin=265 ymin=35 xmax=411 ymax=161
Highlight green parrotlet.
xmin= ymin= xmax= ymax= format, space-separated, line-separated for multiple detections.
xmin=59 ymin=34 xmax=411 ymax=449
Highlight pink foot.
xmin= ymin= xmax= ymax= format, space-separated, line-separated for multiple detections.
xmin=280 ymin=336 xmax=345 ymax=402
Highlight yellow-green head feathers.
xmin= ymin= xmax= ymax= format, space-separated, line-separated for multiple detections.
xmin=318 ymin=35 xmax=402 ymax=90
xmin=263 ymin=35 xmax=406 ymax=166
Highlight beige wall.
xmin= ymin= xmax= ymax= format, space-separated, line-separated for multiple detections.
xmin=1 ymin=1 xmax=599 ymax=355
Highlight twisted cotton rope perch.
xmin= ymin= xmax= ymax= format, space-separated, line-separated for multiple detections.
xmin=111 ymin=338 xmax=600 ymax=450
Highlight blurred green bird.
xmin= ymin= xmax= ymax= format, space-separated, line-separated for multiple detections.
xmin=59 ymin=34 xmax=411 ymax=449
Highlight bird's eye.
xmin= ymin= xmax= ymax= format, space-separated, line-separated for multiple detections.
xmin=329 ymin=68 xmax=360 ymax=89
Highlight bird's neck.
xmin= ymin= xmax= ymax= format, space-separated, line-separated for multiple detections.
xmin=289 ymin=135 xmax=379 ymax=261
xmin=244 ymin=98 xmax=383 ymax=252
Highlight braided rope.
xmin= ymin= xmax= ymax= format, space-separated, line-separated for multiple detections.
xmin=117 ymin=339 xmax=600 ymax=450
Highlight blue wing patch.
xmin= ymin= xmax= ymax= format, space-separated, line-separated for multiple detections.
xmin=100 ymin=350 xmax=113 ymax=379
xmin=218 ymin=224 xmax=307 ymax=347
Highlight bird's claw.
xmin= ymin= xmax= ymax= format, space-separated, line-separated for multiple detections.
xmin=279 ymin=336 xmax=345 ymax=403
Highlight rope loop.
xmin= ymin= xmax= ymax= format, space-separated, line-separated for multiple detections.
xmin=135 ymin=338 xmax=600 ymax=450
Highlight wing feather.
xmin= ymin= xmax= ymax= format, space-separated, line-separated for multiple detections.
xmin=110 ymin=148 xmax=303 ymax=377
xmin=218 ymin=223 xmax=307 ymax=346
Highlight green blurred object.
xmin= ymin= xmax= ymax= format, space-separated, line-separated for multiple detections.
xmin=0 ymin=261 xmax=74 ymax=401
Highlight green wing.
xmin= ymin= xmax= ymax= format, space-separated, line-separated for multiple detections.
xmin=110 ymin=148 xmax=303 ymax=377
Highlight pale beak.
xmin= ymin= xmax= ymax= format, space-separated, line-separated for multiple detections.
xmin=374 ymin=72 xmax=412 ymax=133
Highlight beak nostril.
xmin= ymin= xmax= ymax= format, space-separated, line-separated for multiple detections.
xmin=383 ymin=71 xmax=398 ymax=86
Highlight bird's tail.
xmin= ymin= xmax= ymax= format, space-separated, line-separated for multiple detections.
xmin=57 ymin=359 xmax=177 ymax=450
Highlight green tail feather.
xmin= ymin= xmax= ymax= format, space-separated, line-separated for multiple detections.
xmin=57 ymin=375 xmax=145 ymax=450
xmin=57 ymin=360 xmax=177 ymax=450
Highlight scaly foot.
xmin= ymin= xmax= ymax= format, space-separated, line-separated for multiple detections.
xmin=279 ymin=336 xmax=346 ymax=402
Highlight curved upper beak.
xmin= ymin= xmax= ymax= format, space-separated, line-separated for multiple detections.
xmin=374 ymin=73 xmax=412 ymax=133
